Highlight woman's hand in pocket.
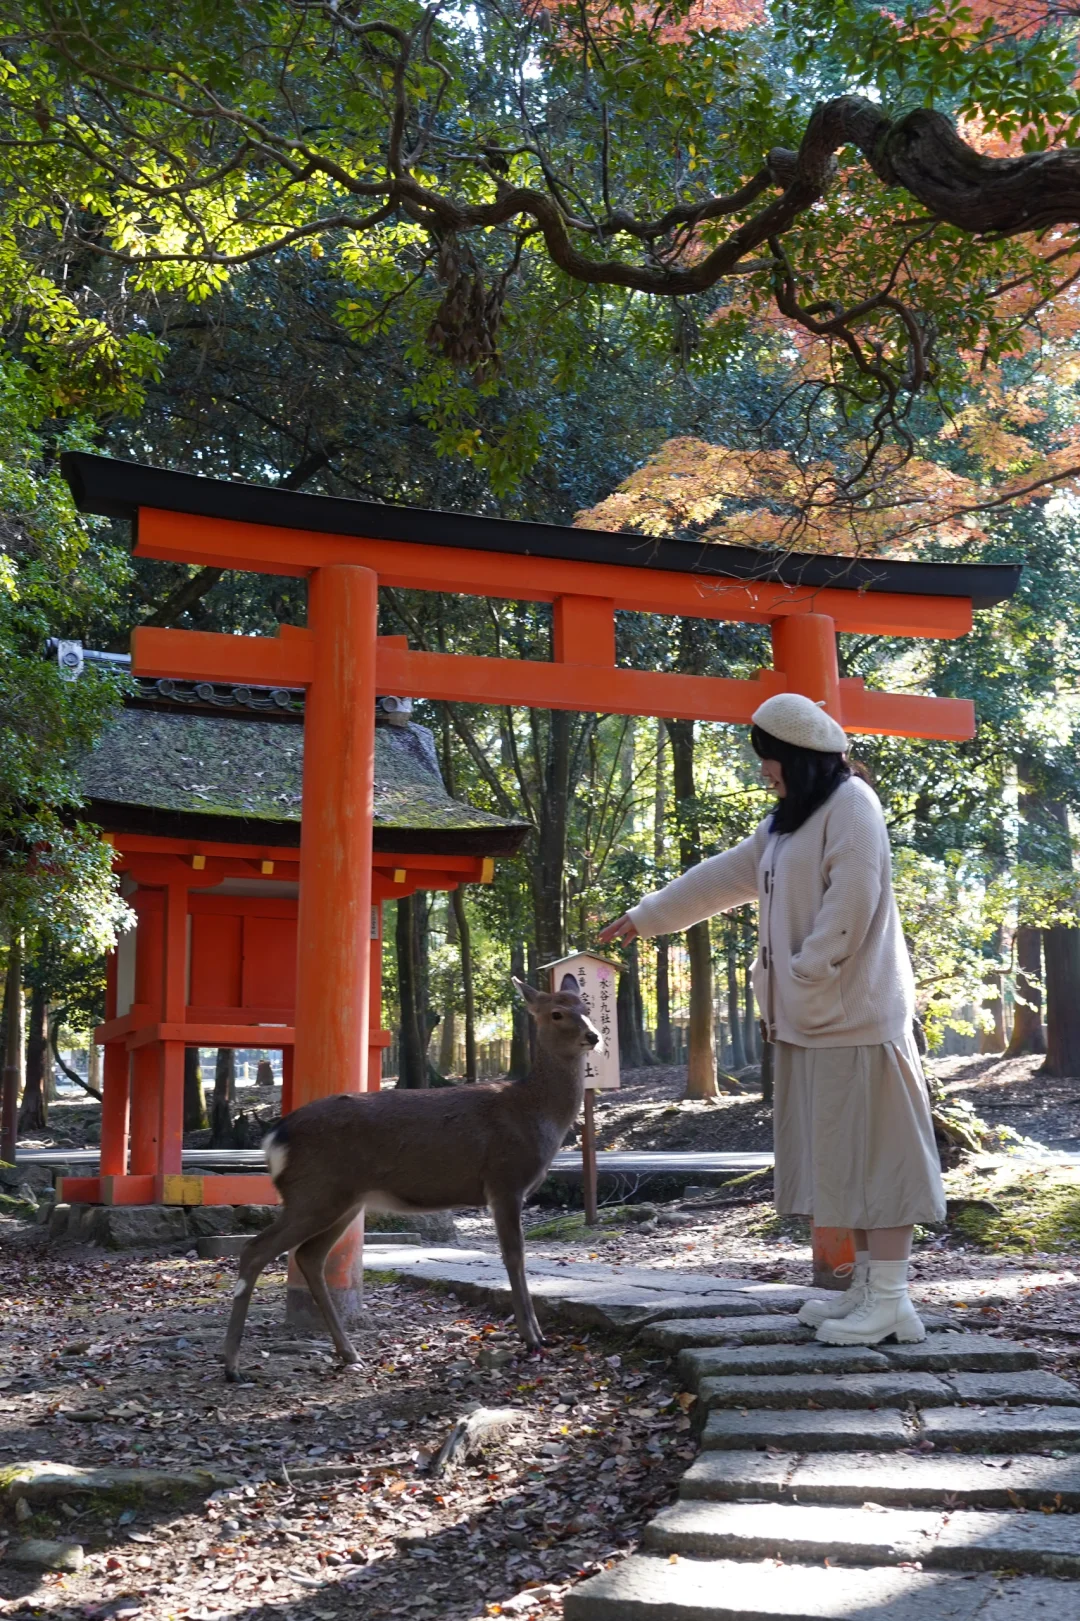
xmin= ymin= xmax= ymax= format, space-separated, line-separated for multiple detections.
xmin=598 ymin=914 xmax=637 ymax=946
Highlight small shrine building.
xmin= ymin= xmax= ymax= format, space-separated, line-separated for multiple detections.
xmin=60 ymin=674 xmax=527 ymax=1211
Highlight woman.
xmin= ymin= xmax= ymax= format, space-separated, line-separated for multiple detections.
xmin=599 ymin=692 xmax=944 ymax=1346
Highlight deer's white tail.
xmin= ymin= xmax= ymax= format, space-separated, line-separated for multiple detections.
xmin=263 ymin=1126 xmax=288 ymax=1184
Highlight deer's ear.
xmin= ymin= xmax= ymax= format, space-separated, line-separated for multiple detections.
xmin=558 ymin=972 xmax=581 ymax=995
xmin=512 ymin=976 xmax=542 ymax=1009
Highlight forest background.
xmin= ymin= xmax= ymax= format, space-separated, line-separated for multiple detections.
xmin=4 ymin=0 xmax=1080 ymax=1131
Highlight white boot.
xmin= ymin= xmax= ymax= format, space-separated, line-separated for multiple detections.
xmin=815 ymin=1260 xmax=926 ymax=1345
xmin=798 ymin=1254 xmax=870 ymax=1327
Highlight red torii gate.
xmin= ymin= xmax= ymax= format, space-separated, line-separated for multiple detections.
xmin=62 ymin=453 xmax=1020 ymax=1311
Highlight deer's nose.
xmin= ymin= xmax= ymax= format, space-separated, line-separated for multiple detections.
xmin=585 ymin=1030 xmax=600 ymax=1047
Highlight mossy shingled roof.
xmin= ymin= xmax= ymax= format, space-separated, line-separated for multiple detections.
xmin=80 ymin=707 xmax=528 ymax=854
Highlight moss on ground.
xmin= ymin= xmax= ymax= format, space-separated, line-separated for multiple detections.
xmin=943 ymin=1158 xmax=1080 ymax=1253
xmin=528 ymin=1208 xmax=635 ymax=1241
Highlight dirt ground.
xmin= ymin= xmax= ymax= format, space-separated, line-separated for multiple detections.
xmin=6 ymin=1188 xmax=1080 ymax=1621
xmin=7 ymin=1048 xmax=1080 ymax=1620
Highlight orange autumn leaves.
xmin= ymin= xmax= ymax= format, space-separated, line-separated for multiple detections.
xmin=573 ymin=424 xmax=1080 ymax=558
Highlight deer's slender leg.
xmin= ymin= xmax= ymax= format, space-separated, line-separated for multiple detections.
xmin=489 ymin=1188 xmax=544 ymax=1348
xmin=292 ymin=1207 xmax=365 ymax=1366
xmin=223 ymin=1204 xmax=349 ymax=1382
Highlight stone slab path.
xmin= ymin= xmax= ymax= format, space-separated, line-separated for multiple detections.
xmin=566 ymin=1302 xmax=1080 ymax=1620
xmin=365 ymin=1248 xmax=1080 ymax=1617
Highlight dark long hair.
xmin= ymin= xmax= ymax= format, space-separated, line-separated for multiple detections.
xmin=750 ymin=724 xmax=853 ymax=834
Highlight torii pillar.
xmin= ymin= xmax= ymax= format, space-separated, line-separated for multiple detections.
xmin=772 ymin=611 xmax=855 ymax=1290
xmin=287 ymin=564 xmax=378 ymax=1327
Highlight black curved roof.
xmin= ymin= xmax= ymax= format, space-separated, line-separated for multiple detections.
xmin=61 ymin=452 xmax=1022 ymax=609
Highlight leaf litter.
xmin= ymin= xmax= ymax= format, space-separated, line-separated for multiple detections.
xmin=0 ymin=1241 xmax=691 ymax=1621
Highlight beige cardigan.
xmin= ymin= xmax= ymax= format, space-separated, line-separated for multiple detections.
xmin=628 ymin=778 xmax=915 ymax=1048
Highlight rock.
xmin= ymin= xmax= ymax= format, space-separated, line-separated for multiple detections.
xmin=701 ymin=1407 xmax=909 ymax=1452
xmin=642 ymin=1315 xmax=812 ymax=1351
xmin=563 ymin=1553 xmax=1018 ymax=1621
xmin=98 ymin=1205 xmax=190 ymax=1249
xmin=5 ymin=1539 xmax=84 ymax=1573
xmin=644 ymin=1499 xmax=943 ymax=1564
xmin=236 ymin=1204 xmax=279 ymax=1231
xmin=0 ymin=1162 xmax=54 ymax=1193
xmin=678 ymin=1343 xmax=890 ymax=1384
xmin=47 ymin=1201 xmax=70 ymax=1237
xmin=695 ymin=1370 xmax=952 ymax=1412
xmin=1 ymin=1461 xmax=232 ymax=1504
xmin=196 ymin=1234 xmax=250 ymax=1260
xmin=920 ymin=1404 xmax=1080 ymax=1451
xmin=478 ymin=1347 xmax=514 ymax=1369
xmin=431 ymin=1407 xmax=528 ymax=1476
xmin=187 ymin=1206 xmax=237 ymax=1237
xmin=642 ymin=1499 xmax=1080 ymax=1578
xmin=943 ymin=1370 xmax=1080 ymax=1405
xmin=366 ymin=1210 xmax=458 ymax=1243
xmin=883 ymin=1335 xmax=1039 ymax=1373
xmin=365 ymin=1231 xmax=423 ymax=1246
xmin=14 ymin=1497 xmax=32 ymax=1522
xmin=681 ymin=1449 xmax=1080 ymax=1510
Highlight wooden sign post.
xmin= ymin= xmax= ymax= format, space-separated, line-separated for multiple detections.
xmin=542 ymin=952 xmax=621 ymax=1226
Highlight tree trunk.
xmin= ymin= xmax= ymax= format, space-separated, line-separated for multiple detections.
xmin=1044 ymin=925 xmax=1080 ymax=1078
xmin=1 ymin=936 xmax=23 ymax=1163
xmin=210 ymin=1047 xmax=235 ymax=1147
xmin=1038 ymin=798 xmax=1080 ymax=1077
xmin=509 ymin=939 xmax=530 ymax=1079
xmin=396 ymin=895 xmax=427 ymax=1088
xmin=616 ymin=939 xmax=653 ymax=1068
xmin=667 ymin=715 xmax=718 ymax=1100
xmin=81 ymin=1040 xmax=97 ymax=1105
xmin=438 ymin=1005 xmax=456 ymax=1074
xmin=452 ymin=886 xmax=477 ymax=1083
xmin=184 ymin=1048 xmax=208 ymax=1132
xmin=17 ymin=982 xmax=48 ymax=1133
xmin=759 ymin=1021 xmax=774 ymax=1106
xmin=744 ymin=959 xmax=760 ymax=1060
xmin=726 ymin=950 xmax=747 ymax=1070
xmin=975 ymin=923 xmax=1005 ymax=1053
xmin=1005 ymin=925 xmax=1046 ymax=1056
xmin=654 ymin=939 xmax=673 ymax=1062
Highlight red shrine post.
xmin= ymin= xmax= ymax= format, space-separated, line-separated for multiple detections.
xmin=61 ymin=454 xmax=1021 ymax=1304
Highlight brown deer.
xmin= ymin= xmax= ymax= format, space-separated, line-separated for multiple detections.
xmin=223 ymin=974 xmax=599 ymax=1381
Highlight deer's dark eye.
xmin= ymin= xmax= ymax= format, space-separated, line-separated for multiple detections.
xmin=551 ymin=1011 xmax=563 ymax=1020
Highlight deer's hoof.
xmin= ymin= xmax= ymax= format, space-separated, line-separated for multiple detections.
xmin=224 ymin=1367 xmax=241 ymax=1384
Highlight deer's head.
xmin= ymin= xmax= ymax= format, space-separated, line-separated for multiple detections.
xmin=513 ymin=974 xmax=600 ymax=1061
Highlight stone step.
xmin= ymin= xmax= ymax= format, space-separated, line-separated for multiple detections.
xmin=701 ymin=1407 xmax=910 ymax=1451
xmin=883 ymin=1334 xmax=1039 ymax=1373
xmin=643 ymin=1315 xmax=812 ymax=1351
xmin=944 ymin=1370 xmax=1080 ymax=1405
xmin=642 ymin=1311 xmax=956 ymax=1353
xmin=563 ymin=1554 xmax=1059 ymax=1620
xmin=643 ymin=1499 xmax=1080 ymax=1576
xmin=920 ymin=1403 xmax=1080 ymax=1451
xmin=696 ymin=1370 xmax=951 ymax=1411
xmin=681 ymin=1448 xmax=1080 ymax=1509
xmin=679 ymin=1343 xmax=890 ymax=1384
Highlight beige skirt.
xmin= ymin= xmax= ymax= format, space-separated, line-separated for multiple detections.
xmin=773 ymin=1030 xmax=946 ymax=1229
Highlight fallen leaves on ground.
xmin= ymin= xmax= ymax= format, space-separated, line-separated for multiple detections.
xmin=0 ymin=1242 xmax=690 ymax=1621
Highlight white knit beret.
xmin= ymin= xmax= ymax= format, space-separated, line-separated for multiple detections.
xmin=751 ymin=693 xmax=848 ymax=753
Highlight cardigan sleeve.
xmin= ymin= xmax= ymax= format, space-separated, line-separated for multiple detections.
xmin=789 ymin=791 xmax=884 ymax=982
xmin=628 ymin=829 xmax=762 ymax=938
